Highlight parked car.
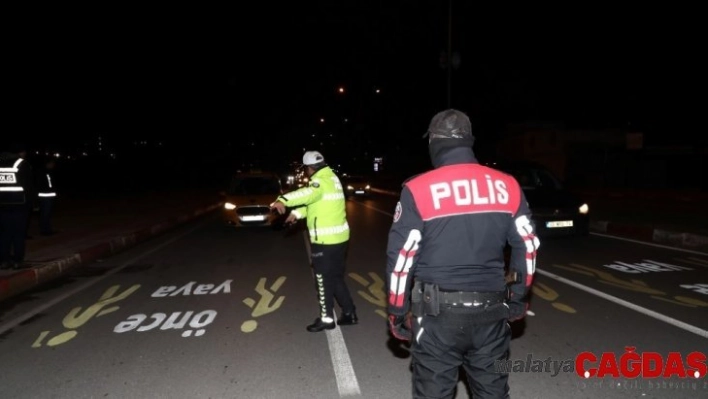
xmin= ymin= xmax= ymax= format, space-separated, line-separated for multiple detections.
xmin=492 ymin=161 xmax=590 ymax=237
xmin=221 ymin=172 xmax=284 ymax=227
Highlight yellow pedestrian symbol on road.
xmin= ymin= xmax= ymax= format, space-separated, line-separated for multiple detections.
xmin=32 ymin=284 xmax=140 ymax=348
xmin=349 ymin=272 xmax=387 ymax=318
xmin=531 ymin=282 xmax=576 ymax=314
xmin=241 ymin=277 xmax=286 ymax=333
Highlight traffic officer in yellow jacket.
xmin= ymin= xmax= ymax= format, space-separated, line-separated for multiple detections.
xmin=270 ymin=150 xmax=358 ymax=332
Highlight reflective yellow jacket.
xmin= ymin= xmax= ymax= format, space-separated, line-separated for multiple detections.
xmin=277 ymin=166 xmax=349 ymax=244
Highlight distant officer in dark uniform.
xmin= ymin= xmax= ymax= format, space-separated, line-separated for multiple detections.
xmin=386 ymin=109 xmax=540 ymax=398
xmin=15 ymin=144 xmax=35 ymax=239
xmin=37 ymin=157 xmax=58 ymax=235
xmin=0 ymin=143 xmax=35 ymax=270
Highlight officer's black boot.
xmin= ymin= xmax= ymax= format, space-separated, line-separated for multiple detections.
xmin=306 ymin=317 xmax=336 ymax=332
xmin=338 ymin=312 xmax=358 ymax=326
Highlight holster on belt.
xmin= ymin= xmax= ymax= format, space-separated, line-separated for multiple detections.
xmin=411 ymin=280 xmax=440 ymax=317
xmin=505 ymin=270 xmax=522 ymax=302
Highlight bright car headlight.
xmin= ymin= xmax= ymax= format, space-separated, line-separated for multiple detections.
xmin=365 ymin=185 xmax=370 ymax=189
xmin=347 ymin=185 xmax=354 ymax=190
xmin=579 ymin=203 xmax=589 ymax=214
xmin=224 ymin=202 xmax=236 ymax=210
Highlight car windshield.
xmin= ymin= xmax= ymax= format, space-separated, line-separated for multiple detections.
xmin=228 ymin=177 xmax=280 ymax=195
xmin=502 ymin=167 xmax=562 ymax=190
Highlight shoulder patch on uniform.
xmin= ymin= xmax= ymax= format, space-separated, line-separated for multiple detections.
xmin=393 ymin=201 xmax=402 ymax=222
xmin=402 ymin=172 xmax=424 ymax=186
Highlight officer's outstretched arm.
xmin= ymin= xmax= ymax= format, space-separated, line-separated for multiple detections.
xmin=276 ymin=179 xmax=324 ymax=211
xmin=386 ymin=187 xmax=424 ymax=317
xmin=506 ymin=191 xmax=540 ymax=321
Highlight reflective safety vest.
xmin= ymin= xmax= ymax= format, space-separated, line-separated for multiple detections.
xmin=276 ymin=166 xmax=349 ymax=245
xmin=0 ymin=158 xmax=26 ymax=205
xmin=39 ymin=172 xmax=56 ymax=198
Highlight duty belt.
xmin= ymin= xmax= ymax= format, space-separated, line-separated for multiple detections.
xmin=412 ymin=281 xmax=507 ymax=317
xmin=439 ymin=290 xmax=506 ymax=306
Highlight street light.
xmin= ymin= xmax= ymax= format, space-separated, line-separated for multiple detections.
xmin=338 ymin=87 xmax=345 ymax=94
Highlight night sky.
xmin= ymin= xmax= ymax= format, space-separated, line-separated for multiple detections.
xmin=7 ymin=3 xmax=702 ymax=166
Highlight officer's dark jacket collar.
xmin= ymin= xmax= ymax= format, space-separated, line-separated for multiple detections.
xmin=404 ymin=147 xmax=479 ymax=186
xmin=434 ymin=146 xmax=478 ymax=168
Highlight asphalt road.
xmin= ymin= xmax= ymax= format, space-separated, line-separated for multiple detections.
xmin=1 ymin=194 xmax=706 ymax=399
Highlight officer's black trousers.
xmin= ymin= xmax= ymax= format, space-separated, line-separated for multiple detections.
xmin=310 ymin=242 xmax=355 ymax=319
xmin=0 ymin=207 xmax=29 ymax=263
xmin=411 ymin=305 xmax=511 ymax=399
xmin=39 ymin=197 xmax=55 ymax=234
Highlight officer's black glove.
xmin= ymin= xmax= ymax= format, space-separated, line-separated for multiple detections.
xmin=507 ymin=301 xmax=527 ymax=322
xmin=388 ymin=314 xmax=412 ymax=341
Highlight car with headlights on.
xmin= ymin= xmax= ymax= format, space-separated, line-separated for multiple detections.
xmin=342 ymin=175 xmax=371 ymax=197
xmin=221 ymin=172 xmax=284 ymax=227
xmin=492 ymin=161 xmax=590 ymax=237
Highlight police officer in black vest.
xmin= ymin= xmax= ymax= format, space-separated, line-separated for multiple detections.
xmin=0 ymin=143 xmax=35 ymax=270
xmin=37 ymin=157 xmax=58 ymax=235
xmin=386 ymin=109 xmax=540 ymax=398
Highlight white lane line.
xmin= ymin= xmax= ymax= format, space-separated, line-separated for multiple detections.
xmin=536 ymin=268 xmax=708 ymax=339
xmin=0 ymin=220 xmax=208 ymax=335
xmin=326 ymin=324 xmax=361 ymax=397
xmin=355 ymin=200 xmax=708 ymax=338
xmin=590 ymin=232 xmax=708 ymax=256
xmin=301 ymin=231 xmax=361 ymax=397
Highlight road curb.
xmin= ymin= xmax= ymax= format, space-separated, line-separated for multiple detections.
xmin=652 ymin=229 xmax=708 ymax=248
xmin=591 ymin=221 xmax=708 ymax=249
xmin=0 ymin=202 xmax=222 ymax=302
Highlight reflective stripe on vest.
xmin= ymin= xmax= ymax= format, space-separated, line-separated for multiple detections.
xmin=323 ymin=193 xmax=345 ymax=200
xmin=0 ymin=158 xmax=22 ymax=189
xmin=0 ymin=158 xmax=23 ymax=173
xmin=0 ymin=158 xmax=25 ymax=204
xmin=310 ymin=222 xmax=349 ymax=237
xmin=39 ymin=174 xmax=56 ymax=197
xmin=286 ymin=188 xmax=314 ymax=199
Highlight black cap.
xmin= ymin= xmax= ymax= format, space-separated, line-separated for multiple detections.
xmin=423 ymin=109 xmax=473 ymax=140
